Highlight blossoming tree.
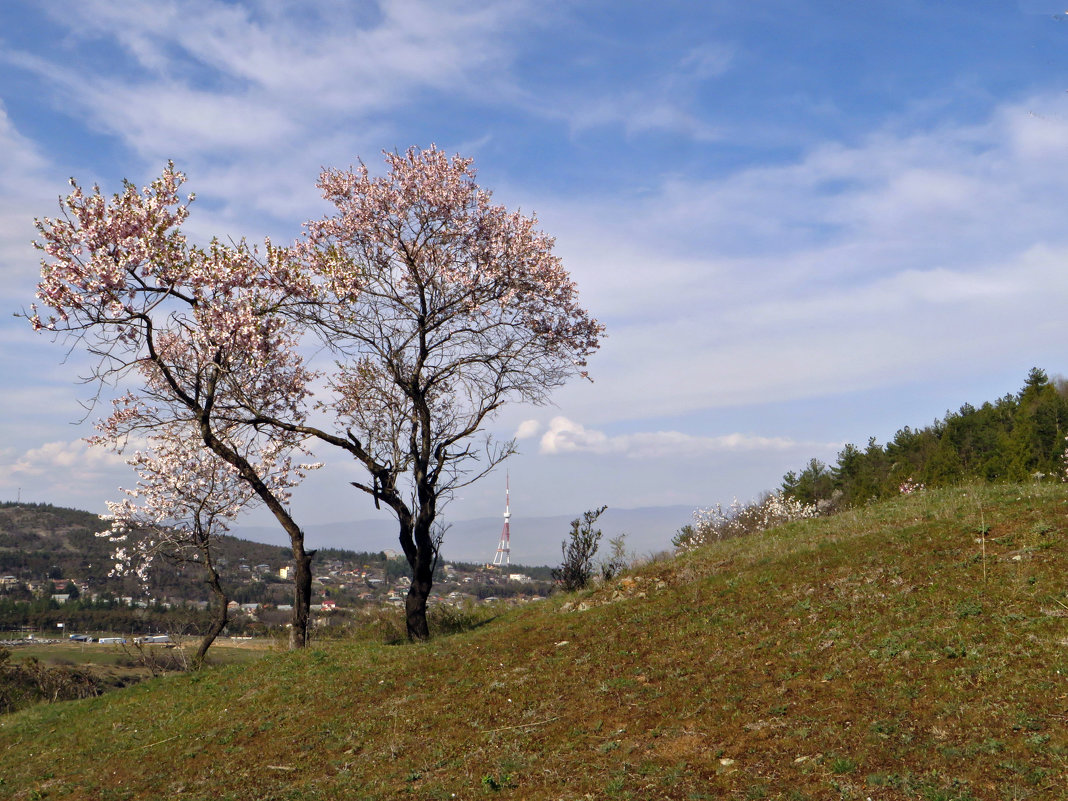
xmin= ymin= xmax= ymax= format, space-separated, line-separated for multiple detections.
xmin=29 ymin=166 xmax=321 ymax=648
xmin=277 ymin=147 xmax=604 ymax=639
xmin=98 ymin=422 xmax=312 ymax=666
xmin=30 ymin=149 xmax=602 ymax=643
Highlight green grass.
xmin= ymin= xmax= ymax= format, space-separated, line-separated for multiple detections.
xmin=0 ymin=483 xmax=1066 ymax=799
xmin=4 ymin=643 xmax=140 ymax=668
xmin=4 ymin=640 xmax=262 ymax=666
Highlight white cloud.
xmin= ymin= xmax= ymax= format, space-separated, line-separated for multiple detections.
xmin=0 ymin=101 xmax=48 ymax=180
xmin=17 ymin=0 xmax=528 ymax=161
xmin=88 ymin=81 xmax=302 ymax=156
xmin=0 ymin=441 xmax=131 ymax=511
xmin=566 ymin=96 xmax=721 ymax=142
xmin=556 ymin=42 xmax=730 ymax=141
xmin=678 ymin=43 xmax=735 ymax=81
xmin=0 ymin=0 xmax=542 ymax=247
xmin=532 ymin=91 xmax=1068 ymax=424
xmin=514 ymin=419 xmax=541 ymax=439
xmin=0 ymin=439 xmax=129 ymax=494
xmin=537 ymin=416 xmax=833 ymax=460
xmin=0 ymin=440 xmax=126 ymax=477
xmin=0 ymin=101 xmax=61 ymax=296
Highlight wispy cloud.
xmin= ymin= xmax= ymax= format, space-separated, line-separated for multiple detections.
xmin=0 ymin=439 xmax=128 ymax=489
xmin=533 ymin=416 xmax=834 ymax=460
xmin=0 ymin=101 xmax=61 ymax=295
xmin=1 ymin=0 xmax=541 ymax=243
xmin=17 ymin=0 xmax=528 ymax=160
xmin=536 ymin=91 xmax=1068 ymax=423
xmin=557 ymin=42 xmax=731 ymax=141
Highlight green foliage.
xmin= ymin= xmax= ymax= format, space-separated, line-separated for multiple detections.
xmin=829 ymin=755 xmax=857 ymax=775
xmin=0 ymin=594 xmax=218 ymax=636
xmin=781 ymin=368 xmax=1068 ymax=508
xmin=553 ymin=506 xmax=607 ymax=591
xmin=428 ymin=602 xmax=497 ymax=636
xmin=599 ymin=534 xmax=631 ymax=582
xmin=480 ymin=772 xmax=513 ymax=792
xmin=781 ymin=458 xmax=834 ymax=506
xmin=671 ymin=524 xmax=696 ymax=550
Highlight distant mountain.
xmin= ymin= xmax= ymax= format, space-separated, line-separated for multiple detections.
xmin=232 ymin=505 xmax=693 ymax=565
xmin=0 ymin=503 xmax=291 ymax=598
xmin=0 ymin=501 xmax=691 ymax=581
xmin=0 ymin=502 xmax=117 ymax=584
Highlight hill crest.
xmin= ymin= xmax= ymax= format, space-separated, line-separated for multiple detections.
xmin=1 ymin=482 xmax=1063 ymax=799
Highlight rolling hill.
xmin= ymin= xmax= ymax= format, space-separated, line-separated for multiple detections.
xmin=0 ymin=502 xmax=293 ymax=598
xmin=0 ymin=482 xmax=1064 ymax=799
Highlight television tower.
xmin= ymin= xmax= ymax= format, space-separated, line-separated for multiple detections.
xmin=493 ymin=473 xmax=511 ymax=566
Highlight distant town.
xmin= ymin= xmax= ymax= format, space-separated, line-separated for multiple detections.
xmin=0 ymin=552 xmax=555 ymax=639
xmin=0 ymin=502 xmax=556 ymax=639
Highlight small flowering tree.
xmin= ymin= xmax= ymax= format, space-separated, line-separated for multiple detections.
xmin=28 ymin=166 xmax=320 ymax=648
xmin=277 ymin=147 xmax=604 ymax=639
xmin=99 ymin=425 xmax=313 ymax=667
xmin=898 ymin=477 xmax=925 ymax=496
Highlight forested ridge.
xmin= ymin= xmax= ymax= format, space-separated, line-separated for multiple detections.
xmin=0 ymin=503 xmax=290 ymax=591
xmin=781 ymin=367 xmax=1068 ymax=508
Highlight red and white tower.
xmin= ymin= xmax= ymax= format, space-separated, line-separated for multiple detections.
xmin=493 ymin=473 xmax=511 ymax=566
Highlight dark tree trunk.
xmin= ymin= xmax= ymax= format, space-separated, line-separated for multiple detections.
xmin=290 ymin=546 xmax=315 ymax=649
xmin=403 ymin=514 xmax=436 ymax=640
xmin=198 ymin=415 xmax=314 ymax=650
xmin=194 ymin=568 xmax=229 ymax=669
xmin=404 ymin=560 xmax=433 ymax=640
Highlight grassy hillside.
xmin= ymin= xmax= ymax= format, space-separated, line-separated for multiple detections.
xmin=0 ymin=483 xmax=1064 ymax=800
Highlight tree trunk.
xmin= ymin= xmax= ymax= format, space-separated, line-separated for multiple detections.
xmin=198 ymin=418 xmax=314 ymax=649
xmin=405 ymin=573 xmax=432 ymax=640
xmin=404 ymin=521 xmax=435 ymax=641
xmin=290 ymin=546 xmax=315 ymax=649
xmin=194 ymin=571 xmax=229 ymax=669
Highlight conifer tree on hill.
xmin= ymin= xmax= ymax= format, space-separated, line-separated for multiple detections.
xmin=781 ymin=368 xmax=1068 ymax=509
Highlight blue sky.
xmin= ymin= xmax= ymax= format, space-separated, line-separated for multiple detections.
xmin=3 ymin=1 xmax=1068 ymax=545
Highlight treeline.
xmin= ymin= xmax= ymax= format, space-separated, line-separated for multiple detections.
xmin=782 ymin=367 xmax=1068 ymax=509
xmin=469 ymin=580 xmax=555 ymax=600
xmin=0 ymin=596 xmax=218 ymax=636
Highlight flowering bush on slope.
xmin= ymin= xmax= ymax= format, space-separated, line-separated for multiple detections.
xmin=673 ymin=492 xmax=818 ymax=551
